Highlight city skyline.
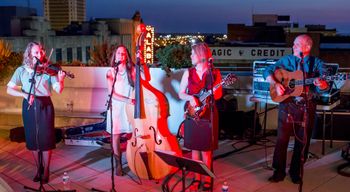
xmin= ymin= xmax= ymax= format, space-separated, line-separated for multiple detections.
xmin=1 ymin=0 xmax=350 ymax=34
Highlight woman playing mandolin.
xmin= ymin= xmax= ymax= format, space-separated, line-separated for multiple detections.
xmin=178 ymin=42 xmax=222 ymax=191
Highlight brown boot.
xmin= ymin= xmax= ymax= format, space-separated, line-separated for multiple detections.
xmin=115 ymin=155 xmax=123 ymax=176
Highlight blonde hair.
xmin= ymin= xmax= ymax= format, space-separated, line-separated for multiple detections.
xmin=191 ymin=42 xmax=212 ymax=63
xmin=23 ymin=42 xmax=42 ymax=68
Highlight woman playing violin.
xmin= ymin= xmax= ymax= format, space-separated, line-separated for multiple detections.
xmin=6 ymin=42 xmax=66 ymax=183
xmin=106 ymin=45 xmax=136 ymax=176
xmin=179 ymin=42 xmax=222 ymax=191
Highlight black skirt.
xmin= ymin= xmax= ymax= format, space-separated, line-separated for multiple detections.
xmin=184 ymin=107 xmax=219 ymax=151
xmin=22 ymin=96 xmax=56 ymax=151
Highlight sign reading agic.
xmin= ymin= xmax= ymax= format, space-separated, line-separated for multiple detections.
xmin=210 ymin=47 xmax=292 ymax=60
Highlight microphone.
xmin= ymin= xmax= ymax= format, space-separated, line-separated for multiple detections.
xmin=113 ymin=61 xmax=121 ymax=67
xmin=34 ymin=56 xmax=42 ymax=65
xmin=208 ymin=58 xmax=213 ymax=66
xmin=299 ymin=52 xmax=304 ymax=58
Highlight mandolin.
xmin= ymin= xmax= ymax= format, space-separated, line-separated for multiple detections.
xmin=185 ymin=73 xmax=237 ymax=119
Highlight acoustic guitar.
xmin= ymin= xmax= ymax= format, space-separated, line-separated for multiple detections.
xmin=270 ymin=69 xmax=349 ymax=103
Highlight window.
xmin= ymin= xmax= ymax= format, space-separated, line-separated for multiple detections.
xmin=77 ymin=47 xmax=82 ymax=61
xmin=67 ymin=47 xmax=73 ymax=63
xmin=56 ymin=48 xmax=62 ymax=62
xmin=86 ymin=46 xmax=90 ymax=62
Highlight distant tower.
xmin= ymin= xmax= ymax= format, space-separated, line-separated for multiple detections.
xmin=44 ymin=0 xmax=86 ymax=30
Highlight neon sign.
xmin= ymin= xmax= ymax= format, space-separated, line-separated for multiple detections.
xmin=144 ymin=25 xmax=154 ymax=64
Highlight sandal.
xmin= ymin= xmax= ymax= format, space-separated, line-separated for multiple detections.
xmin=202 ymin=181 xmax=212 ymax=191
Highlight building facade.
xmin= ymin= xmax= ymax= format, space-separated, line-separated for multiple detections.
xmin=0 ymin=6 xmax=36 ymax=36
xmin=44 ymin=0 xmax=86 ymax=30
xmin=2 ymin=16 xmax=139 ymax=65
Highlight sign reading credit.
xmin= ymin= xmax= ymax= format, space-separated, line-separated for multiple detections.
xmin=210 ymin=47 xmax=292 ymax=60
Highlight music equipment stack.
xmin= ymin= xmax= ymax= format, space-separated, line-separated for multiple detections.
xmin=252 ymin=59 xmax=278 ymax=104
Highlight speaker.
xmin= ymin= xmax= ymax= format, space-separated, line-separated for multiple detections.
xmin=219 ymin=111 xmax=245 ymax=139
xmin=219 ymin=110 xmax=262 ymax=139
xmin=9 ymin=126 xmax=25 ymax=142
xmin=313 ymin=113 xmax=350 ymax=141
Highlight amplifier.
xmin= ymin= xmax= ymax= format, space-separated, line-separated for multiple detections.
xmin=252 ymin=59 xmax=277 ymax=103
xmin=316 ymin=89 xmax=340 ymax=105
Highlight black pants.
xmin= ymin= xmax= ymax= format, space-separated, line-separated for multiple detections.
xmin=272 ymin=101 xmax=316 ymax=176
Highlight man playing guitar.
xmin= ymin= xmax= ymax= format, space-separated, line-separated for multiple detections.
xmin=264 ymin=34 xmax=329 ymax=185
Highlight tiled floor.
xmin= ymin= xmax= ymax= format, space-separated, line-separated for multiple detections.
xmin=0 ymin=125 xmax=349 ymax=192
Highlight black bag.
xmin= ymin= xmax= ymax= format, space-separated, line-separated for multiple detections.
xmin=184 ymin=118 xmax=213 ymax=151
xmin=9 ymin=126 xmax=25 ymax=142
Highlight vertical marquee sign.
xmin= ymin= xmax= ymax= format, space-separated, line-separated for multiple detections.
xmin=144 ymin=25 xmax=154 ymax=64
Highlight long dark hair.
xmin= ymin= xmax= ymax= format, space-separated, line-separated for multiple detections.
xmin=109 ymin=45 xmax=135 ymax=88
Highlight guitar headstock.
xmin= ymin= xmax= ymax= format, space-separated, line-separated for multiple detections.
xmin=324 ymin=73 xmax=349 ymax=81
xmin=223 ymin=73 xmax=238 ymax=86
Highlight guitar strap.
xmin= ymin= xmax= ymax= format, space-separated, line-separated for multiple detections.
xmin=308 ymin=56 xmax=315 ymax=78
xmin=299 ymin=56 xmax=315 ymax=96
xmin=306 ymin=56 xmax=315 ymax=97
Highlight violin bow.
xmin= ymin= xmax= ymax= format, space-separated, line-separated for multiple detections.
xmin=46 ymin=48 xmax=53 ymax=65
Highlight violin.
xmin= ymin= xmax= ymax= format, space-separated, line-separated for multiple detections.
xmin=37 ymin=64 xmax=75 ymax=79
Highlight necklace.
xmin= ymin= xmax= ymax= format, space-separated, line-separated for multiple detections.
xmin=118 ymin=70 xmax=126 ymax=75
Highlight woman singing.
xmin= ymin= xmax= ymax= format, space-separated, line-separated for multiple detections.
xmin=106 ymin=45 xmax=135 ymax=176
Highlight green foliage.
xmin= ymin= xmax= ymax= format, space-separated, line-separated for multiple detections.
xmin=89 ymin=40 xmax=114 ymax=66
xmin=0 ymin=40 xmax=23 ymax=84
xmin=0 ymin=52 xmax=23 ymax=84
xmin=155 ymin=44 xmax=192 ymax=73
xmin=0 ymin=39 xmax=11 ymax=58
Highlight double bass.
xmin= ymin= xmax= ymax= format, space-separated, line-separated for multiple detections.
xmin=126 ymin=24 xmax=182 ymax=180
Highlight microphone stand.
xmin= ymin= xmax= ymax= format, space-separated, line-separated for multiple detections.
xmin=24 ymin=60 xmax=73 ymax=192
xmin=23 ymin=60 xmax=52 ymax=192
xmin=298 ymin=53 xmax=307 ymax=192
xmin=207 ymin=59 xmax=215 ymax=192
xmin=23 ymin=59 xmax=47 ymax=192
xmin=92 ymin=65 xmax=119 ymax=192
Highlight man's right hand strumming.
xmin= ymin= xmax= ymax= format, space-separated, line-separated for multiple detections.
xmin=267 ymin=75 xmax=285 ymax=96
xmin=274 ymin=83 xmax=285 ymax=96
